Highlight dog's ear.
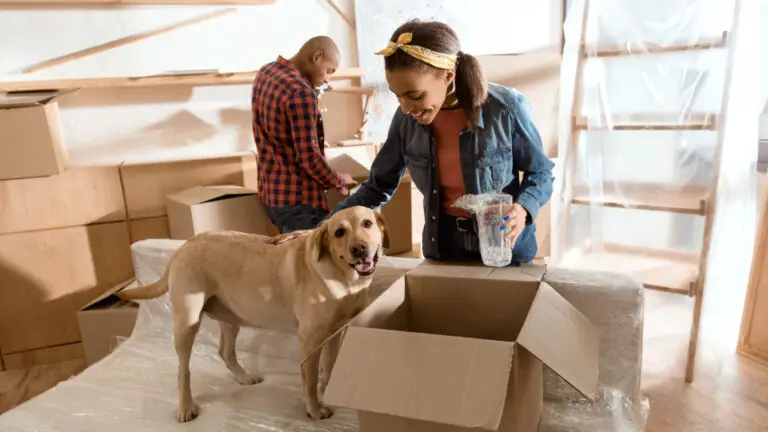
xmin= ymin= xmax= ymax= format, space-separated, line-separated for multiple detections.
xmin=313 ymin=222 xmax=330 ymax=261
xmin=375 ymin=211 xmax=390 ymax=250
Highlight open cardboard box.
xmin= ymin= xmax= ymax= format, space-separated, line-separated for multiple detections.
xmin=166 ymin=185 xmax=277 ymax=239
xmin=77 ymin=279 xmax=140 ymax=366
xmin=0 ymin=91 xmax=70 ymax=180
xmin=327 ymin=154 xmax=414 ymax=255
xmin=324 ymin=262 xmax=599 ymax=432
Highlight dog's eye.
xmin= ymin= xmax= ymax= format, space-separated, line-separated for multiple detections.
xmin=334 ymin=228 xmax=345 ymax=238
xmin=362 ymin=219 xmax=373 ymax=229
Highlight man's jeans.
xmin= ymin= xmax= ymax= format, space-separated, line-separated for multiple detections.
xmin=266 ymin=204 xmax=328 ymax=234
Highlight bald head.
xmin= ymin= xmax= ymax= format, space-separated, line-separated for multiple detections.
xmin=291 ymin=36 xmax=341 ymax=89
xmin=298 ymin=36 xmax=340 ymax=57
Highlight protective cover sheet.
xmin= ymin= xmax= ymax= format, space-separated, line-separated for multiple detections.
xmin=0 ymin=239 xmax=648 ymax=431
xmin=550 ymin=0 xmax=760 ymax=332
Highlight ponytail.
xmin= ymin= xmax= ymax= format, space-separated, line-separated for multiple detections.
xmin=454 ymin=51 xmax=488 ymax=129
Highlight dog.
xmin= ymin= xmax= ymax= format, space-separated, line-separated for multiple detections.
xmin=117 ymin=206 xmax=388 ymax=422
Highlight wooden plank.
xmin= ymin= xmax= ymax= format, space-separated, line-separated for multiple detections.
xmin=588 ymin=31 xmax=728 ymax=58
xmin=0 ymin=0 xmax=273 ymax=3
xmin=24 ymin=9 xmax=238 ymax=74
xmin=0 ymin=223 xmax=134 ymax=354
xmin=572 ymin=183 xmax=708 ymax=215
xmin=325 ymin=0 xmax=354 ymax=28
xmin=574 ymin=113 xmax=718 ymax=131
xmin=120 ymin=154 xmax=257 ymax=219
xmin=0 ymin=67 xmax=365 ymax=92
xmin=0 ymin=166 xmax=125 ymax=235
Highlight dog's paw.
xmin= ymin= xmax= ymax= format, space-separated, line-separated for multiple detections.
xmin=306 ymin=403 xmax=334 ymax=420
xmin=176 ymin=403 xmax=200 ymax=423
xmin=235 ymin=374 xmax=264 ymax=386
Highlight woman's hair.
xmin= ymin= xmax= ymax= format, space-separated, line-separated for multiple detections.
xmin=384 ymin=20 xmax=488 ymax=128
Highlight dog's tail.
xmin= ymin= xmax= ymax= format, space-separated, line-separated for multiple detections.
xmin=116 ymin=271 xmax=169 ymax=300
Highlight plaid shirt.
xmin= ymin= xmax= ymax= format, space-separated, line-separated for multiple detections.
xmin=252 ymin=56 xmax=344 ymax=210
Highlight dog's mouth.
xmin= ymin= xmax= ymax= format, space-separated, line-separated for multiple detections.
xmin=349 ymin=253 xmax=379 ymax=276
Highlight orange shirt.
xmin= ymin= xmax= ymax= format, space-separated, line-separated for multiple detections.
xmin=432 ymin=108 xmax=471 ymax=217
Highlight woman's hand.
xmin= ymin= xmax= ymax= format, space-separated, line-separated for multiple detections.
xmin=501 ymin=203 xmax=528 ymax=243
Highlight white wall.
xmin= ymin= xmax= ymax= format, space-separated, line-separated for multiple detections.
xmin=0 ymin=0 xmax=362 ymax=165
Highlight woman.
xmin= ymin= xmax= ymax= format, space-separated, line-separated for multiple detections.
xmin=334 ymin=20 xmax=554 ymax=265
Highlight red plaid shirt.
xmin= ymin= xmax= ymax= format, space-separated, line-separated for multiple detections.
xmin=252 ymin=56 xmax=345 ymax=210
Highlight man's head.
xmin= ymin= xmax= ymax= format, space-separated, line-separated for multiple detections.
xmin=292 ymin=36 xmax=341 ymax=89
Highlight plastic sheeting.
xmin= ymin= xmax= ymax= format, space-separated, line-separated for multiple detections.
xmin=550 ymin=0 xmax=759 ymax=317
xmin=0 ymin=239 xmax=648 ymax=431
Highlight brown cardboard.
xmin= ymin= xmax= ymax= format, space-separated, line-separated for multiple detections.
xmin=77 ymin=279 xmax=139 ymax=366
xmin=326 ymin=154 xmax=414 ymax=255
xmin=0 ymin=222 xmax=134 ymax=356
xmin=0 ymin=91 xmax=70 ymax=180
xmin=166 ymin=185 xmax=277 ymax=239
xmin=120 ymin=153 xmax=258 ymax=219
xmin=1 ymin=343 xmax=84 ymax=370
xmin=324 ymin=262 xmax=599 ymax=432
xmin=129 ymin=217 xmax=171 ymax=242
xmin=0 ymin=166 xmax=125 ymax=235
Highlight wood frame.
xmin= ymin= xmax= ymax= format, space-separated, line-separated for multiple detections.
xmin=738 ymin=184 xmax=768 ymax=368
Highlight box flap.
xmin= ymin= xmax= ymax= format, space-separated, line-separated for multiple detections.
xmin=324 ymin=327 xmax=515 ymax=430
xmin=82 ymin=278 xmax=137 ymax=310
xmin=409 ymin=261 xmax=545 ymax=282
xmin=0 ymin=91 xmax=61 ymax=108
xmin=167 ymin=185 xmax=257 ymax=206
xmin=517 ymin=282 xmax=599 ymax=399
xmin=327 ymin=153 xmax=370 ymax=181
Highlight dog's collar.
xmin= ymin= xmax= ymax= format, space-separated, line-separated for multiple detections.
xmin=268 ymin=234 xmax=301 ymax=246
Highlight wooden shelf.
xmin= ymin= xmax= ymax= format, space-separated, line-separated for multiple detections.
xmin=0 ymin=67 xmax=365 ymax=92
xmin=572 ymin=183 xmax=708 ymax=215
xmin=586 ymin=31 xmax=728 ymax=58
xmin=561 ymin=243 xmax=699 ymax=295
xmin=0 ymin=0 xmax=275 ymax=4
xmin=574 ymin=113 xmax=718 ymax=131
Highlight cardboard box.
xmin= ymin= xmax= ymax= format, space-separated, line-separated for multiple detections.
xmin=326 ymin=154 xmax=414 ymax=255
xmin=0 ymin=92 xmax=70 ymax=180
xmin=120 ymin=153 xmax=258 ymax=220
xmin=0 ymin=222 xmax=134 ymax=359
xmin=324 ymin=262 xmax=599 ymax=432
xmin=0 ymin=166 xmax=124 ymax=235
xmin=166 ymin=185 xmax=277 ymax=239
xmin=77 ymin=279 xmax=139 ymax=366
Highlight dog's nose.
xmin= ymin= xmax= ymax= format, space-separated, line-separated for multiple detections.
xmin=351 ymin=244 xmax=368 ymax=258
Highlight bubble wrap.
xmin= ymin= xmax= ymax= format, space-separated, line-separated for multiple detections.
xmin=0 ymin=239 xmax=646 ymax=431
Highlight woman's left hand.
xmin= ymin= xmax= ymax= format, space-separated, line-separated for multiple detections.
xmin=501 ymin=203 xmax=528 ymax=242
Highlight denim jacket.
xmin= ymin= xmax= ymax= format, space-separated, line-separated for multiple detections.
xmin=333 ymin=83 xmax=554 ymax=261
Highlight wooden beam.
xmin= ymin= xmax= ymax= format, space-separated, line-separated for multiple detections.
xmin=0 ymin=0 xmax=274 ymax=4
xmin=0 ymin=67 xmax=365 ymax=92
xmin=24 ymin=8 xmax=237 ymax=73
xmin=325 ymin=0 xmax=354 ymax=28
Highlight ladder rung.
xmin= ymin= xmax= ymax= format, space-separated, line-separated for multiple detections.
xmin=574 ymin=113 xmax=718 ymax=131
xmin=562 ymin=242 xmax=699 ymax=295
xmin=585 ymin=31 xmax=728 ymax=58
xmin=572 ymin=183 xmax=708 ymax=215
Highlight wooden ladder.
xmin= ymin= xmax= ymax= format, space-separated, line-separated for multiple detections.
xmin=553 ymin=0 xmax=742 ymax=382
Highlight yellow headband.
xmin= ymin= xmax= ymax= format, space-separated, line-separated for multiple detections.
xmin=375 ymin=32 xmax=458 ymax=70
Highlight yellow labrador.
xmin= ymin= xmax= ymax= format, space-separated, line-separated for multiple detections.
xmin=117 ymin=206 xmax=388 ymax=422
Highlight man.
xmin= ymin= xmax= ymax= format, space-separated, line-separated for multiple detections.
xmin=252 ymin=36 xmax=353 ymax=234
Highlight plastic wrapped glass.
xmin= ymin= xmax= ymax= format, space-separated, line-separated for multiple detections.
xmin=454 ymin=192 xmax=516 ymax=267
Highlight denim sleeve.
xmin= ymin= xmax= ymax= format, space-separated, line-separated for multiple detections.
xmin=332 ymin=109 xmax=408 ymax=213
xmin=509 ymin=91 xmax=555 ymax=224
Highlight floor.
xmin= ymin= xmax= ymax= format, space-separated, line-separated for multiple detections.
xmin=1 ymin=250 xmax=767 ymax=430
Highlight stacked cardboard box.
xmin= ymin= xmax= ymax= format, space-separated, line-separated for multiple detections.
xmin=0 ymin=154 xmax=258 ymax=370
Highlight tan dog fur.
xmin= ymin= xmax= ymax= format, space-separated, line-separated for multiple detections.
xmin=117 ymin=206 xmax=388 ymax=422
